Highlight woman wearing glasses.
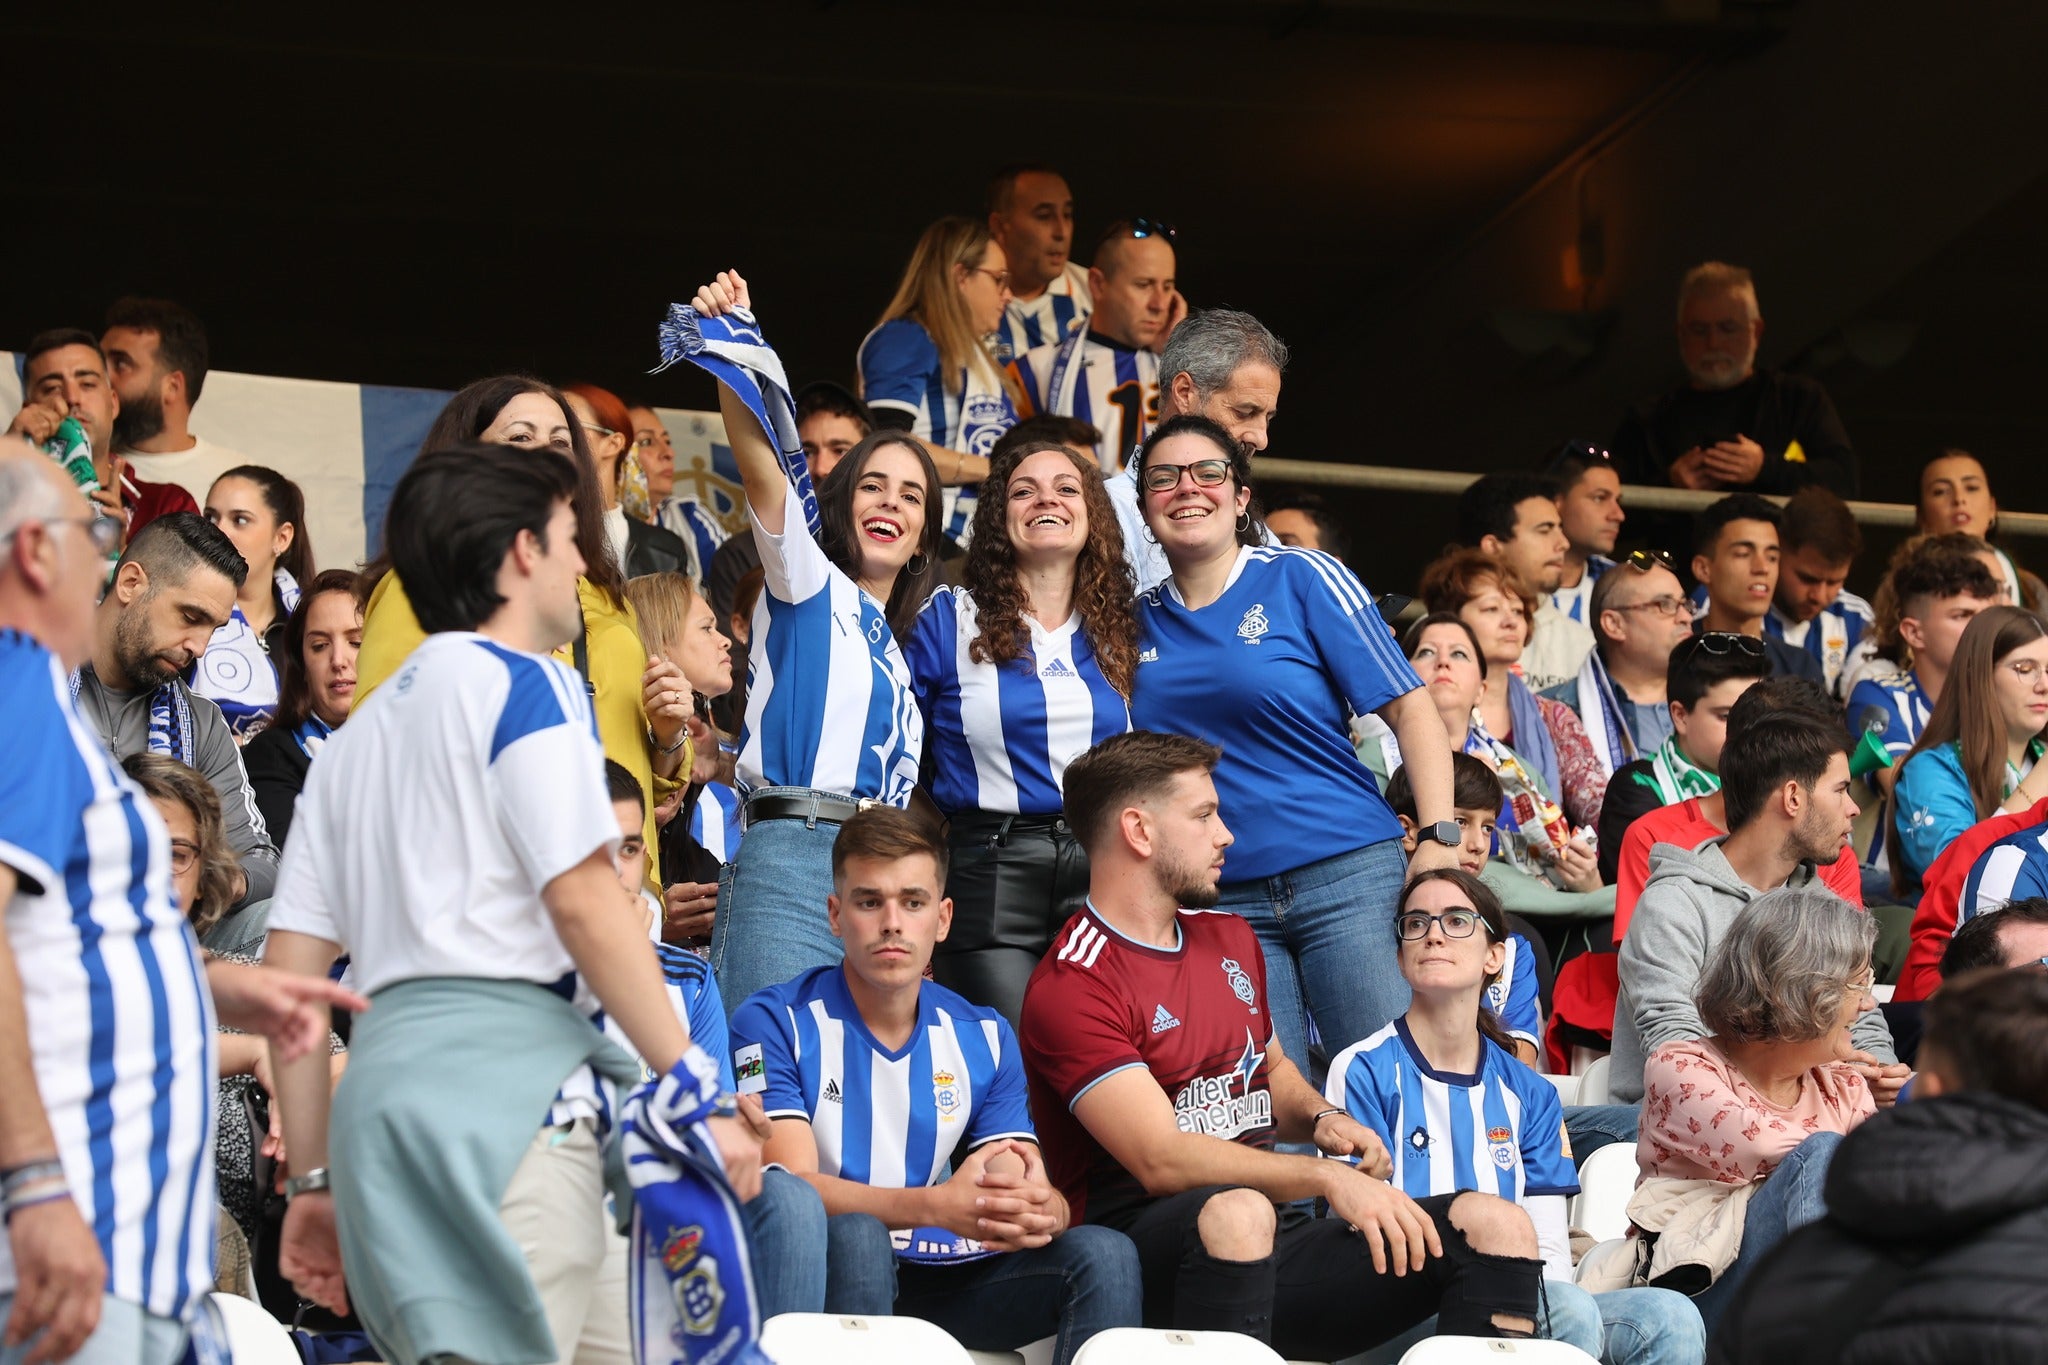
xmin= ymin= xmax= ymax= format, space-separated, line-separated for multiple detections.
xmin=904 ymin=434 xmax=1136 ymax=1028
xmin=560 ymin=382 xmax=695 ymax=581
xmin=1593 ymin=889 xmax=1879 ymax=1332
xmin=1892 ymin=606 xmax=2048 ymax=894
xmin=1327 ymin=869 xmax=1706 ymax=1365
xmin=857 ymin=215 xmax=1021 ymax=543
xmin=1130 ymin=413 xmax=1461 ymax=1067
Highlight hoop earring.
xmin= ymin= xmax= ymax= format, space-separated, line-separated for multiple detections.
xmin=1141 ymin=524 xmax=1158 ymax=545
xmin=907 ymin=551 xmax=929 ymax=576
xmin=1235 ymin=510 xmax=1251 ymax=534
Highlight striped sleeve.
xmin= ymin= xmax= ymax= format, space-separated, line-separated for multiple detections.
xmin=1291 ymin=550 xmax=1422 ymax=715
xmin=1962 ymin=836 xmax=2048 ymax=924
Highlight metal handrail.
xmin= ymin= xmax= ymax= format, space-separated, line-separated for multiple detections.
xmin=1253 ymin=459 xmax=2048 ymax=537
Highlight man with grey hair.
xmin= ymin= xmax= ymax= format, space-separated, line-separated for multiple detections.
xmin=72 ymin=512 xmax=280 ymax=904
xmin=0 ymin=440 xmax=360 ymax=1363
xmin=1107 ymin=307 xmax=1288 ymax=590
xmin=1612 ymin=705 xmax=1902 ymax=1104
xmin=1610 ymin=261 xmax=1856 ymax=497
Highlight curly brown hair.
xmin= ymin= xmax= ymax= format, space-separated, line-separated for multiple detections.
xmin=962 ymin=439 xmax=1140 ymax=696
xmin=120 ymin=753 xmax=239 ymax=936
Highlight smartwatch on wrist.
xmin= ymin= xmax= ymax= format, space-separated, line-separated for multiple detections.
xmin=1417 ymin=820 xmax=1461 ymax=848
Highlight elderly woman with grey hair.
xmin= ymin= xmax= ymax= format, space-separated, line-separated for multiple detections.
xmin=1634 ymin=887 xmax=1883 ymax=1329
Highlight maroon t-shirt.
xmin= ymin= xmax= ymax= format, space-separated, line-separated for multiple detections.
xmin=1021 ymin=905 xmax=1275 ymax=1226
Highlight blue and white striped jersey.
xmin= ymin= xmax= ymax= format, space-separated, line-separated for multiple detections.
xmin=1847 ymin=667 xmax=1932 ymax=868
xmin=1326 ymin=1019 xmax=1577 ymax=1204
xmin=1767 ymin=594 xmax=1874 ymax=698
xmin=655 ymin=497 xmax=730 ymax=586
xmin=1960 ymin=822 xmax=2048 ymax=926
xmin=0 ymin=630 xmax=217 ymax=1322
xmin=549 ymin=943 xmax=733 ymax=1132
xmin=1487 ymin=935 xmax=1542 ymax=1050
xmin=1547 ymin=555 xmax=1615 ymax=626
xmin=731 ymin=965 xmax=1036 ymax=1188
xmin=1009 ymin=332 xmax=1161 ymax=474
xmin=905 ymin=586 xmax=1130 ymax=817
xmin=736 ymin=509 xmax=922 ymax=807
xmin=856 ymin=319 xmax=1018 ymax=542
xmin=1133 ymin=546 xmax=1419 ymax=881
xmin=992 ymin=263 xmax=1093 ymax=365
xmin=690 ymin=781 xmax=741 ymax=864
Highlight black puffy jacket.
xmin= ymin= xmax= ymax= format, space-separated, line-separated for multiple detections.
xmin=1709 ymin=1092 xmax=2048 ymax=1364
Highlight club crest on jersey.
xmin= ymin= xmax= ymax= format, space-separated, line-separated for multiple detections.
xmin=1488 ymin=1126 xmax=1516 ymax=1171
xmin=1237 ymin=603 xmax=1270 ymax=644
xmin=1221 ymin=956 xmax=1258 ymax=1008
xmin=1408 ymin=1125 xmax=1432 ymax=1153
xmin=932 ymin=1069 xmax=961 ymax=1117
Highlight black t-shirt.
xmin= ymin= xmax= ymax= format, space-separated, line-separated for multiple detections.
xmin=1611 ymin=368 xmax=1856 ymax=496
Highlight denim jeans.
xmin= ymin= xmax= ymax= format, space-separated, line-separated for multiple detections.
xmin=823 ymin=1213 xmax=1142 ymax=1365
xmin=708 ymin=798 xmax=846 ymax=1018
xmin=1334 ymin=1281 xmax=1701 ymax=1365
xmin=1689 ymin=1129 xmax=1844 ymax=1331
xmin=1565 ymin=1104 xmax=1641 ymax=1168
xmin=1215 ymin=838 xmax=1410 ymax=1073
xmin=745 ymin=1168 xmax=829 ymax=1317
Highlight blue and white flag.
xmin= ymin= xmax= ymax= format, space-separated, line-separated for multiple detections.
xmin=621 ymin=1048 xmax=774 ymax=1365
xmin=654 ymin=304 xmax=820 ymax=540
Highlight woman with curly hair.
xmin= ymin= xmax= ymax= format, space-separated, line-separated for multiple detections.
xmin=904 ymin=433 xmax=1136 ymax=1026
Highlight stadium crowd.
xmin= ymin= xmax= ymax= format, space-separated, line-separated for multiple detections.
xmin=5 ymin=163 xmax=2048 ymax=1365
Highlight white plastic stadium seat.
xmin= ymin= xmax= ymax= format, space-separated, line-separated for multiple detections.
xmin=1537 ymin=1071 xmax=1578 ymax=1108
xmin=206 ymin=1293 xmax=303 ymax=1365
xmin=969 ymin=1341 xmax=1054 ymax=1365
xmin=1568 ymin=1142 xmax=1638 ymax=1244
xmin=761 ymin=1312 xmax=972 ymax=1363
xmin=1573 ymin=1055 xmax=1610 ymax=1106
xmin=1072 ymin=1327 xmax=1287 ymax=1363
xmin=1398 ymin=1339 xmax=1601 ymax=1364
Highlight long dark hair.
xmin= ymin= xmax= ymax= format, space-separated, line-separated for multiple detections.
xmin=273 ymin=569 xmax=364 ymax=731
xmin=815 ymin=430 xmax=944 ymax=640
xmin=1398 ymin=867 xmax=1519 ymax=1057
xmin=1899 ymin=606 xmax=2048 ymax=845
xmin=214 ymin=464 xmax=315 ymax=588
xmin=962 ymin=439 xmax=1139 ymax=696
xmin=364 ymin=375 xmax=626 ymax=608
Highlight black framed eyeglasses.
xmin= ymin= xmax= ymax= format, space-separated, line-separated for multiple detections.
xmin=1685 ymin=631 xmax=1767 ymax=658
xmin=1397 ymin=909 xmax=1482 ymax=941
xmin=1142 ymin=458 xmax=1232 ymax=494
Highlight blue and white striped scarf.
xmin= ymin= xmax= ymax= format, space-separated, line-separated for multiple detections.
xmin=621 ymin=1049 xmax=772 ymax=1365
xmin=70 ymin=668 xmax=192 ymax=763
xmin=653 ymin=303 xmax=820 ymax=541
xmin=1567 ymin=650 xmax=1635 ymax=779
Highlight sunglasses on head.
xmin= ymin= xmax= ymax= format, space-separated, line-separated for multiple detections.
xmin=1131 ymin=217 xmax=1176 ymax=242
xmin=1620 ymin=549 xmax=1676 ymax=574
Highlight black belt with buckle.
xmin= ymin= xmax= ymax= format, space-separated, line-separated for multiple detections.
xmin=744 ymin=791 xmax=879 ymax=828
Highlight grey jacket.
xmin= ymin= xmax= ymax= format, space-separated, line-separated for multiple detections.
xmin=71 ymin=664 xmax=279 ymax=905
xmin=1611 ymin=837 xmax=1894 ymax=1103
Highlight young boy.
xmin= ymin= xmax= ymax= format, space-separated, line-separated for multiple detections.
xmin=729 ymin=808 xmax=1139 ymax=1363
xmin=1385 ymin=755 xmax=1544 ymax=1066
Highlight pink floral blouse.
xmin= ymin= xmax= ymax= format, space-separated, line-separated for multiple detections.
xmin=1637 ymin=1038 xmax=1876 ymax=1185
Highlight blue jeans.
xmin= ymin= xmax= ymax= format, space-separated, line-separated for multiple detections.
xmin=1565 ymin=1104 xmax=1641 ymax=1168
xmin=709 ymin=799 xmax=846 ymax=1018
xmin=823 ymin=1213 xmax=1142 ymax=1365
xmin=1215 ymin=839 xmax=1409 ymax=1073
xmin=1342 ymin=1282 xmax=1701 ymax=1365
xmin=745 ymin=1168 xmax=829 ymax=1317
xmin=1689 ymin=1130 xmax=1843 ymax=1331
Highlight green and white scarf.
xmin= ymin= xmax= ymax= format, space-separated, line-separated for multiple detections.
xmin=1634 ymin=735 xmax=1720 ymax=806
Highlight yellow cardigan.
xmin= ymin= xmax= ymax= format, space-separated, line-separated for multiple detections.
xmin=356 ymin=573 xmax=675 ymax=888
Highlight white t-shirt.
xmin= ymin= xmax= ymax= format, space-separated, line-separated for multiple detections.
xmin=267 ymin=631 xmax=618 ymax=1003
xmin=603 ymin=504 xmax=631 ymax=570
xmin=114 ymin=435 xmax=249 ymax=505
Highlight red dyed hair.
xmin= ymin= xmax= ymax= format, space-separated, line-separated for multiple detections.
xmin=561 ymin=381 xmax=636 ymax=481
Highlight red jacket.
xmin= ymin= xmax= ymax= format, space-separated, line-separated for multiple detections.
xmin=1895 ymin=796 xmax=2048 ymax=1002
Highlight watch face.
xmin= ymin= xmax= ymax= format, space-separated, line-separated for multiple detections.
xmin=1429 ymin=821 xmax=1461 ymax=847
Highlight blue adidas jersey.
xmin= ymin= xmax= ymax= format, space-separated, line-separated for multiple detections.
xmin=736 ymin=511 xmax=922 ymax=806
xmin=1009 ymin=332 xmax=1161 ymax=474
xmin=905 ymin=586 xmax=1130 ymax=816
xmin=1133 ymin=546 xmax=1418 ymax=881
xmin=1326 ymin=1019 xmax=1577 ymax=1204
xmin=992 ymin=264 xmax=1092 ymax=365
xmin=0 ymin=630 xmax=217 ymax=1322
xmin=1487 ymin=935 xmax=1541 ymax=1049
xmin=731 ymin=965 xmax=1036 ymax=1188
xmin=1766 ymin=595 xmax=1873 ymax=698
xmin=550 ymin=943 xmax=733 ymax=1132
xmin=1961 ymin=822 xmax=2048 ymax=926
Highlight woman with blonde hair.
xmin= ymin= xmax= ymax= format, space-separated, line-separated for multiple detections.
xmin=858 ymin=214 xmax=1022 ymax=540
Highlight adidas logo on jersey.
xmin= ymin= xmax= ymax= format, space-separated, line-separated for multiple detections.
xmin=822 ymin=1079 xmax=843 ymax=1105
xmin=1041 ymin=658 xmax=1075 ymax=679
xmin=1139 ymin=648 xmax=1159 ymax=663
xmin=1151 ymin=1004 xmax=1181 ymax=1034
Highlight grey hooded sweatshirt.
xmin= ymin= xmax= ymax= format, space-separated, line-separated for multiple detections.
xmin=1610 ymin=836 xmax=1895 ymax=1104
